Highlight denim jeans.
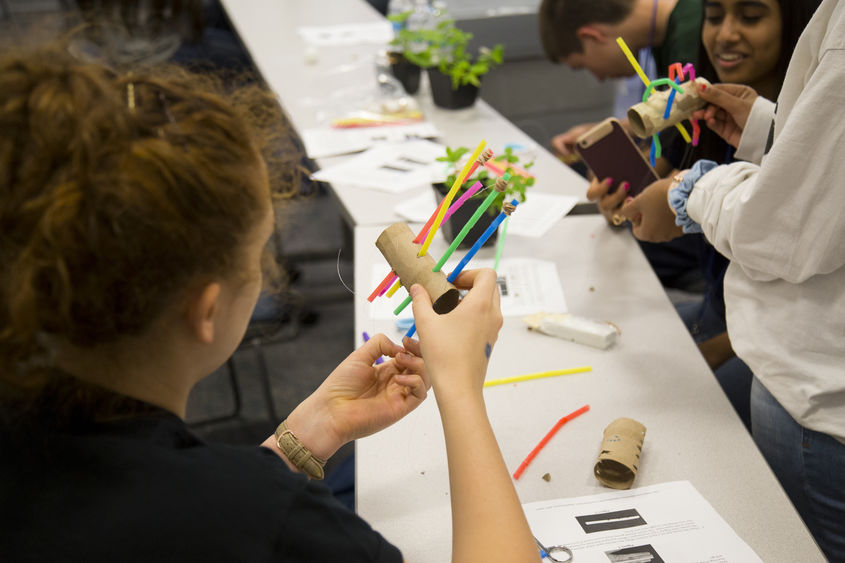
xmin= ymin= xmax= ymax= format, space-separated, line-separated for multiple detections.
xmin=676 ymin=299 xmax=753 ymax=430
xmin=751 ymin=377 xmax=845 ymax=561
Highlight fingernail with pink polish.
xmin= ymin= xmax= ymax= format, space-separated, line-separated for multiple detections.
xmin=626 ymin=196 xmax=634 ymax=203
xmin=606 ymin=177 xmax=613 ymax=185
xmin=622 ymin=182 xmax=631 ymax=192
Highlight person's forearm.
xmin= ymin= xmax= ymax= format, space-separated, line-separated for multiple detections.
xmin=437 ymin=393 xmax=537 ymax=563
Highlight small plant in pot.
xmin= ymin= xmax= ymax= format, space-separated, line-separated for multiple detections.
xmin=424 ymin=19 xmax=504 ymax=109
xmin=433 ymin=146 xmax=535 ymax=249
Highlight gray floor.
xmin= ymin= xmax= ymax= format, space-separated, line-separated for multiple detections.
xmin=185 ymin=193 xmax=358 ymax=469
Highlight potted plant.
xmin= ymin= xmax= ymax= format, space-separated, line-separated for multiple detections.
xmin=387 ymin=12 xmax=504 ymax=108
xmin=425 ymin=18 xmax=504 ymax=109
xmin=433 ymin=145 xmax=535 ymax=248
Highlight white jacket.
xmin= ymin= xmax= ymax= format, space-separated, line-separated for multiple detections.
xmin=687 ymin=0 xmax=845 ymax=442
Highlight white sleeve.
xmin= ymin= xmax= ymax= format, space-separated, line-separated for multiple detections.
xmin=687 ymin=49 xmax=845 ymax=284
xmin=734 ymin=96 xmax=776 ymax=164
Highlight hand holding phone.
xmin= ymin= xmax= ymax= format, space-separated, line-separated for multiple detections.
xmin=574 ymin=118 xmax=658 ymax=197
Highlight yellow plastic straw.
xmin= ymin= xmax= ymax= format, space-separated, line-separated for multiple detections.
xmin=483 ymin=366 xmax=592 ymax=388
xmin=418 ymin=140 xmax=486 ymax=257
xmin=385 ymin=278 xmax=402 ymax=297
xmin=616 ymin=37 xmax=692 ymax=143
xmin=616 ymin=37 xmax=651 ymax=86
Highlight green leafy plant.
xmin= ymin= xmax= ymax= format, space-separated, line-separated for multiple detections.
xmin=387 ymin=12 xmax=504 ymax=90
xmin=436 ymin=146 xmax=535 ymax=215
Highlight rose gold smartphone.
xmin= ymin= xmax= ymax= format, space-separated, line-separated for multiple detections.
xmin=574 ymin=117 xmax=658 ymax=196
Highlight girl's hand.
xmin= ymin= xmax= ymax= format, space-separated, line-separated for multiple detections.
xmin=619 ymin=177 xmax=684 ymax=242
xmin=692 ymin=83 xmax=758 ymax=148
xmin=409 ymin=268 xmax=503 ymax=402
xmin=283 ymin=334 xmax=429 ymax=460
xmin=586 ymin=176 xmax=630 ymax=226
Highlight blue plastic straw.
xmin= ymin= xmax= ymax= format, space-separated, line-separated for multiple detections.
xmin=405 ymin=199 xmax=519 ymax=338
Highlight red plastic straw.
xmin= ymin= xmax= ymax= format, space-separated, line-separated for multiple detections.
xmin=368 ymin=155 xmax=490 ymax=302
xmin=512 ymin=404 xmax=590 ymax=480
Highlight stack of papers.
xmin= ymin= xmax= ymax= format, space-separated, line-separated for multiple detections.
xmin=311 ymin=140 xmax=448 ymax=193
xmin=302 ymin=122 xmax=440 ymax=159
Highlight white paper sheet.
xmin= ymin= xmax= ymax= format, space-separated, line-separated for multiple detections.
xmin=297 ymin=22 xmax=393 ymax=46
xmin=311 ymin=140 xmax=447 ymax=194
xmin=367 ymin=257 xmax=567 ymax=320
xmin=507 ymin=192 xmax=579 ymax=238
xmin=393 ymin=190 xmax=438 ymax=223
xmin=302 ymin=122 xmax=440 ymax=159
xmin=524 ymin=481 xmax=763 ymax=563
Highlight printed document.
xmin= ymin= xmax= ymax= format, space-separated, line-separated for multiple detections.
xmin=524 ymin=481 xmax=762 ymax=563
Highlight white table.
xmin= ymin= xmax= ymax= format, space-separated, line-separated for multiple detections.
xmin=353 ymin=216 xmax=824 ymax=563
xmin=221 ymin=0 xmax=589 ymax=227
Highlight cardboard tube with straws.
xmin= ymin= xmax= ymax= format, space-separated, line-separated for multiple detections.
xmin=628 ymin=77 xmax=710 ymax=138
xmin=594 ymin=417 xmax=646 ymax=490
xmin=375 ymin=222 xmax=460 ymax=314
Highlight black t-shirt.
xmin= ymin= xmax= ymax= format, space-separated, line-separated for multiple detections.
xmin=0 ymin=390 xmax=402 ymax=562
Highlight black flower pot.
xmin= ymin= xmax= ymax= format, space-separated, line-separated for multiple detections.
xmin=388 ymin=52 xmax=421 ymax=95
xmin=427 ymin=69 xmax=480 ymax=110
xmin=432 ymin=183 xmax=498 ymax=250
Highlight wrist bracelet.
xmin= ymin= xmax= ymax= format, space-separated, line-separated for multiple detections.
xmin=275 ymin=419 xmax=326 ymax=480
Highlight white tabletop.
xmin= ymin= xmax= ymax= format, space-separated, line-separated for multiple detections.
xmin=353 ymin=216 xmax=823 ymax=563
xmin=221 ymin=0 xmax=588 ymax=227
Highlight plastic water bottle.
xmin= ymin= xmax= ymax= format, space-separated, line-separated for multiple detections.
xmin=387 ymin=0 xmax=414 ymax=34
xmin=406 ymin=0 xmax=434 ymax=54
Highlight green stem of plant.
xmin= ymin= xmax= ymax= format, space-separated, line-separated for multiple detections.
xmin=493 ymin=216 xmax=509 ymax=271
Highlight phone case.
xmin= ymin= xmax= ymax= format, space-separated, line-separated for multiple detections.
xmin=574 ymin=118 xmax=658 ymax=196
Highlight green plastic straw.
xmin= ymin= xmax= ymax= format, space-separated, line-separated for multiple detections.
xmin=432 ymin=188 xmax=501 ymax=273
xmin=493 ymin=216 xmax=509 ymax=271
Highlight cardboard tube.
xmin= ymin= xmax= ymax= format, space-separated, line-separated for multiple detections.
xmin=628 ymin=77 xmax=710 ymax=138
xmin=375 ymin=222 xmax=459 ymax=314
xmin=594 ymin=417 xmax=646 ymax=490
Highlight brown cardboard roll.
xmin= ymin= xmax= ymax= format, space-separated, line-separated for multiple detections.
xmin=627 ymin=77 xmax=710 ymax=138
xmin=594 ymin=417 xmax=646 ymax=489
xmin=375 ymin=222 xmax=460 ymax=314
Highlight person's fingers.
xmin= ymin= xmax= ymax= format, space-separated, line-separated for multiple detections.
xmin=551 ymin=133 xmax=575 ymax=157
xmin=455 ymin=268 xmax=497 ymax=304
xmin=586 ymin=176 xmax=612 ymax=201
xmin=353 ymin=333 xmax=401 ymax=364
xmin=450 ymin=268 xmax=494 ymax=291
xmin=401 ymin=337 xmax=421 ymax=357
xmin=619 ymin=197 xmax=640 ymax=221
xmin=409 ymin=284 xmax=436 ymax=331
xmin=698 ymin=83 xmax=754 ymax=124
xmin=393 ymin=373 xmax=427 ymax=400
xmin=606 ymin=181 xmax=629 ymax=207
xmin=394 ymin=350 xmax=426 ymax=378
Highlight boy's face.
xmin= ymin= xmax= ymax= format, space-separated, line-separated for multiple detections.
xmin=561 ymin=40 xmax=637 ymax=81
xmin=560 ymin=26 xmax=635 ymax=81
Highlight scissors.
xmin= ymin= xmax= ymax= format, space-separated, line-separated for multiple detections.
xmin=534 ymin=535 xmax=574 ymax=562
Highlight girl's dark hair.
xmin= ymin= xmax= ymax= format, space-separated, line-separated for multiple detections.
xmin=0 ymin=44 xmax=300 ymax=398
